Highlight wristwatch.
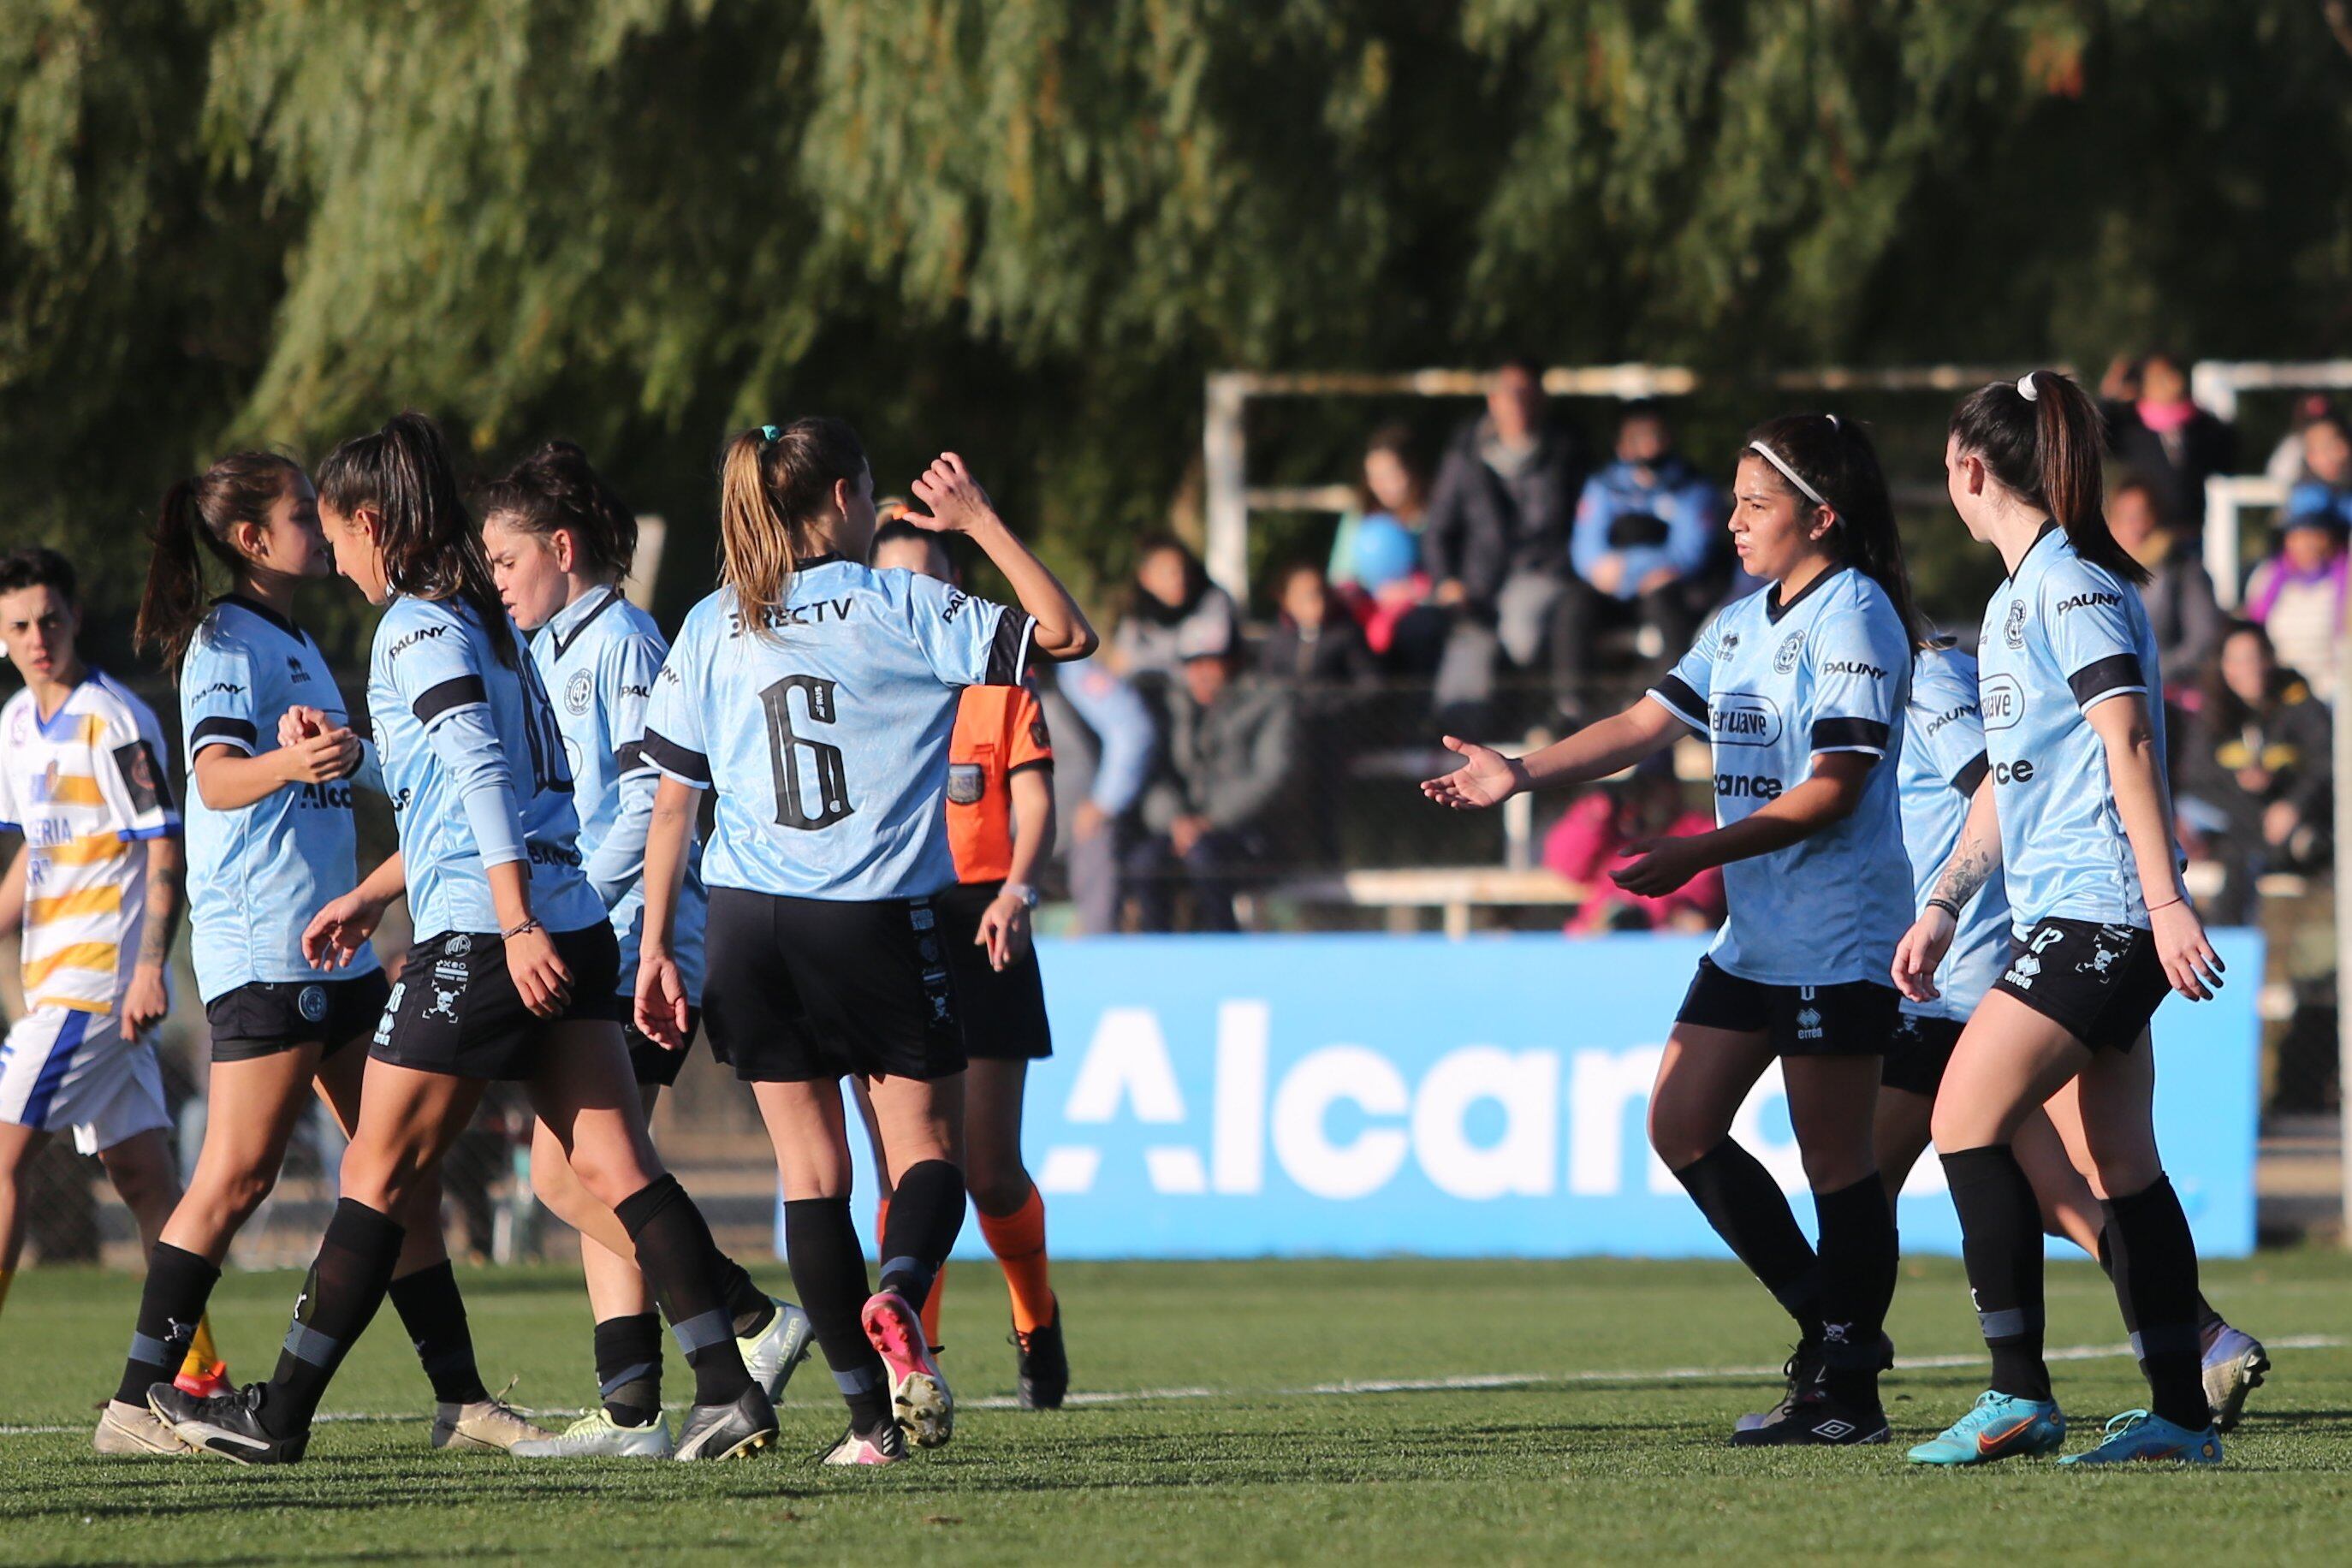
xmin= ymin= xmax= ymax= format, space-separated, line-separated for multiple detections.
xmin=1002 ymin=882 xmax=1040 ymax=909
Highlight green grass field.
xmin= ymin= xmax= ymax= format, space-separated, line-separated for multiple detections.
xmin=3 ymin=1251 xmax=2349 ymax=1565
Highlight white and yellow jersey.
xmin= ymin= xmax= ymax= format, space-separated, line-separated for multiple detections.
xmin=0 ymin=671 xmax=180 ymax=1012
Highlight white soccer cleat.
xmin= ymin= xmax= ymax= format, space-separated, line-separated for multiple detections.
xmin=431 ymin=1390 xmax=559 ymax=1452
xmin=94 ymin=1398 xmax=191 ymax=1457
xmin=739 ymin=1297 xmax=817 ymax=1403
xmin=509 ymin=1408 xmax=676 ymax=1459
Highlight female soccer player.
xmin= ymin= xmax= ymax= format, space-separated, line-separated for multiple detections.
xmin=151 ymin=413 xmax=771 ymax=1464
xmin=1426 ymin=413 xmax=1919 ymax=1446
xmin=867 ymin=519 xmax=1068 ymax=1410
xmin=635 ymin=424 xmax=1094 ymax=1464
xmin=1897 ymin=371 xmax=2228 ymax=1467
xmin=97 ymin=454 xmax=549 ymax=1457
xmin=476 ymin=442 xmax=811 ymax=1458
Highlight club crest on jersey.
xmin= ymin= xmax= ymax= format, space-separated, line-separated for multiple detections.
xmin=298 ymin=984 xmax=329 ymax=1024
xmin=1774 ymin=632 xmax=1805 ymax=674
xmin=565 ymin=670 xmax=595 ymax=716
xmin=947 ymin=763 xmax=986 ymax=805
xmin=2005 ymin=600 xmax=2028 ymax=650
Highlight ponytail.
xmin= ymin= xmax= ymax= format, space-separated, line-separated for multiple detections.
xmin=475 ymin=440 xmax=638 ymax=579
xmin=1949 ymin=370 xmax=2147 ymax=586
xmin=318 ymin=412 xmax=518 ymax=666
xmin=716 ymin=417 xmax=867 ymax=637
xmin=1742 ymin=413 xmax=1926 ymax=649
xmin=135 ymin=453 xmax=306 ymax=673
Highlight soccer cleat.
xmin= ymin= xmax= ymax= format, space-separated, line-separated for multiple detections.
xmin=431 ymin=1389 xmax=559 ymax=1452
xmin=1013 ymin=1306 xmax=1070 ymax=1411
xmin=1906 ymin=1390 xmax=2067 ymax=1466
xmin=817 ymin=1421 xmax=909 ymax=1466
xmin=2201 ymin=1324 xmax=2269 ymax=1433
xmin=2058 ymin=1408 xmax=2224 ymax=1465
xmin=93 ymin=1398 xmax=191 ymax=1456
xmin=173 ymin=1359 xmax=233 ymax=1400
xmin=673 ymin=1385 xmax=777 ymax=1461
xmin=739 ymin=1297 xmax=817 ymax=1404
xmin=147 ymin=1381 xmax=306 ymax=1465
xmin=1729 ymin=1388 xmax=1890 ymax=1446
xmin=1733 ymin=1332 xmax=1891 ymax=1434
xmin=863 ymin=1290 xmax=953 ymax=1448
xmin=510 ymin=1408 xmax=676 ymax=1459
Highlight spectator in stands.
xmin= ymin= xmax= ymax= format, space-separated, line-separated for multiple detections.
xmin=1554 ymin=401 xmax=1724 ymax=722
xmin=1541 ymin=755 xmax=1724 ymax=935
xmin=1335 ymin=514 xmax=1445 ymax=675
xmin=1328 ymin=423 xmax=1428 ymax=591
xmin=1112 ymin=535 xmax=1239 ymax=686
xmin=2100 ymin=351 xmax=2235 ymax=532
xmin=1129 ymin=620 xmax=1304 ymax=931
xmin=2107 ymin=474 xmax=2223 ymax=690
xmin=2177 ymin=621 xmax=2332 ymax=921
xmin=1422 ymin=359 xmax=1588 ymax=725
xmin=2243 ymin=507 xmax=2349 ymax=699
xmin=2284 ymin=410 xmax=2352 ymax=528
xmin=2265 ymin=394 xmax=2340 ymax=485
xmin=1261 ymin=561 xmax=1377 ymax=689
xmin=1036 ymin=659 xmax=1157 ymax=935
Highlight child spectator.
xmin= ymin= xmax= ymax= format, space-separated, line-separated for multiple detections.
xmin=1541 ymin=756 xmax=1723 ymax=935
xmin=2244 ymin=508 xmax=2349 ymax=699
xmin=1112 ymin=536 xmax=1239 ymax=686
xmin=1327 ymin=424 xmax=1428 ymax=591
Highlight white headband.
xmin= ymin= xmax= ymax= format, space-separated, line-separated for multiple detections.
xmin=1746 ymin=439 xmax=1827 ymax=508
xmin=2017 ymin=371 xmax=2040 ymax=401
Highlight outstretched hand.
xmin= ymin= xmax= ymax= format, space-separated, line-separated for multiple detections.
xmin=906 ymin=453 xmax=999 ymax=536
xmin=1419 ymin=736 xmax=1521 ymax=811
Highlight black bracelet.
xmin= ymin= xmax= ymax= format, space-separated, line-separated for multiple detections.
xmin=1926 ymin=897 xmax=1963 ymax=920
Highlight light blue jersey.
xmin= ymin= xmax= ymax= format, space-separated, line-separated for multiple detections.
xmin=1976 ymin=526 xmax=2167 ymax=934
xmin=180 ymin=597 xmax=382 ymax=1001
xmin=1648 ymin=566 xmax=1913 ymax=987
xmin=531 ymin=589 xmax=707 ymax=1005
xmin=643 ymin=555 xmax=1036 ymax=901
xmin=1898 ymin=642 xmax=2007 ymax=1019
xmin=367 ymin=595 xmax=603 ymax=941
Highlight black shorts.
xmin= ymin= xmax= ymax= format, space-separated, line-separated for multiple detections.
xmin=206 ymin=973 xmax=395 ymax=1065
xmin=702 ymin=887 xmax=965 ymax=1084
xmin=934 ymin=881 xmax=1053 ymax=1062
xmin=1675 ymin=957 xmax=1900 ymax=1058
xmin=624 ymin=1007 xmax=700 ymax=1088
xmin=370 ymin=925 xmax=621 ymax=1081
xmin=1991 ymin=917 xmax=2170 ymax=1053
xmin=1880 ymin=1013 xmax=1966 ymax=1096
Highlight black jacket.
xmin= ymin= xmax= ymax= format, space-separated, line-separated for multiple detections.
xmin=1420 ymin=418 xmax=1587 ymax=604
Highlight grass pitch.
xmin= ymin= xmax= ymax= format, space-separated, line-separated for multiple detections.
xmin=2 ymin=1251 xmax=2349 ymax=1565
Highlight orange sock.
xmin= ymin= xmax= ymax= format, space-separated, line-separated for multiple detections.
xmin=977 ymin=1184 xmax=1055 ymax=1335
xmin=874 ymin=1196 xmax=946 ymax=1347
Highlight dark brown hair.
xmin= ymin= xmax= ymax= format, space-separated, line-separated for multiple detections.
xmin=1949 ymin=370 xmax=2147 ymax=585
xmin=1743 ymin=413 xmax=1925 ymax=647
xmin=318 ymin=412 xmax=518 ymax=665
xmin=0 ymin=546 xmax=77 ymax=603
xmin=716 ymin=418 xmax=868 ymax=633
xmin=474 ymin=441 xmax=638 ymax=580
xmin=135 ymin=452 xmax=306 ymax=672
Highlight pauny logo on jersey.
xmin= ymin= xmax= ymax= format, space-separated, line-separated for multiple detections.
xmin=2055 ymin=591 xmax=2123 ymax=615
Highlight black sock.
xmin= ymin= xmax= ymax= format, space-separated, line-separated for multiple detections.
xmin=387 ymin=1260 xmax=489 ymax=1406
xmin=2103 ymin=1176 xmax=2208 ymax=1429
xmin=877 ymin=1160 xmax=966 ymax=1312
xmin=116 ymin=1243 xmax=219 ymax=1406
xmin=1671 ymin=1138 xmax=1822 ymax=1328
xmin=1941 ymin=1144 xmax=2050 ymax=1403
xmin=593 ymin=1312 xmax=663 ymax=1427
xmin=783 ymin=1197 xmax=889 ymax=1434
xmin=614 ymin=1175 xmax=752 ymax=1407
xmin=263 ymin=1198 xmax=406 ymax=1436
xmin=1814 ymin=1174 xmax=1898 ymax=1405
xmin=716 ymin=1253 xmax=775 ymax=1339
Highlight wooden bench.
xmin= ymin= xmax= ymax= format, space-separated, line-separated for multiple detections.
xmin=1256 ymin=866 xmax=1595 ymax=938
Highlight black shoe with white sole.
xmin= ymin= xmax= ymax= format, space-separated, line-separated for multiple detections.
xmin=146 ymin=1381 xmax=307 ymax=1465
xmin=1727 ymin=1388 xmax=1891 ymax=1447
xmin=673 ymin=1385 xmax=778 ymax=1461
xmin=1014 ymin=1309 xmax=1069 ymax=1411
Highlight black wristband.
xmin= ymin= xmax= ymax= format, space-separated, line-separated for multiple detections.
xmin=1926 ymin=897 xmax=1963 ymax=920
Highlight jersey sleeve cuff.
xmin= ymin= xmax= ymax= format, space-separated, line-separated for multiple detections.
xmin=984 ymin=613 xmax=1038 ymax=687
xmin=189 ymin=716 xmax=258 ymax=753
xmin=1810 ymin=716 xmax=1890 ymax=755
xmin=2068 ymin=653 xmax=2146 ymax=710
xmin=638 ymin=728 xmax=712 ymax=789
xmin=1646 ymin=676 xmax=1707 ymax=732
xmin=413 ymin=674 xmax=490 ymax=726
xmin=1007 ymin=757 xmax=1056 ymax=779
xmin=1951 ymin=752 xmax=1990 ymax=796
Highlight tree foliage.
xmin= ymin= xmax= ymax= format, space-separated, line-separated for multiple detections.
xmin=1 ymin=0 xmax=2348 ymax=643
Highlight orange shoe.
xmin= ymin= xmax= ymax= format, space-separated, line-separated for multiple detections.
xmin=173 ymin=1361 xmax=232 ymax=1400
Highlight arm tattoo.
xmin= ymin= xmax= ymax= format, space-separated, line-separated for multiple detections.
xmin=139 ymin=860 xmax=184 ymax=968
xmin=1929 ymin=832 xmax=1998 ymax=910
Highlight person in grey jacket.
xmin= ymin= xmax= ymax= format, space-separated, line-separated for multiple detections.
xmin=1126 ymin=622 xmax=1304 ymax=931
xmin=1037 ymin=657 xmax=1158 ymax=934
xmin=2110 ymin=474 xmax=2224 ymax=690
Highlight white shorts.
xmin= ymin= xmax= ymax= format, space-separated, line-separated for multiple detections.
xmin=0 ymin=1006 xmax=170 ymax=1155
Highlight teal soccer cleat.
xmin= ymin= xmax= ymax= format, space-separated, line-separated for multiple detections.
xmin=1905 ymin=1390 xmax=2066 ymax=1466
xmin=2057 ymin=1409 xmax=2223 ymax=1466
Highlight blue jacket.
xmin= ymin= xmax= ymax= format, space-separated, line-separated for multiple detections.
xmin=1570 ymin=456 xmax=1721 ymax=597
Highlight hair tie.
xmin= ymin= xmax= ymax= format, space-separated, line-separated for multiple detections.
xmin=1746 ymin=439 xmax=1828 ymax=508
xmin=2016 ymin=372 xmax=2040 ymax=403
xmin=757 ymin=424 xmax=782 ymax=446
